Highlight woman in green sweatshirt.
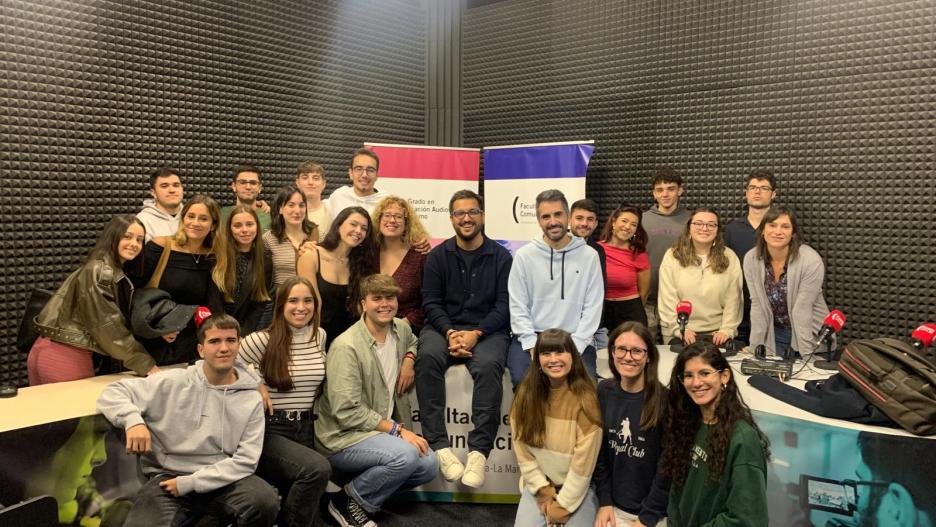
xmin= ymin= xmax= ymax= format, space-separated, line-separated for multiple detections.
xmin=661 ymin=342 xmax=770 ymax=526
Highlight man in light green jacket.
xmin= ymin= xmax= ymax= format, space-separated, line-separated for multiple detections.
xmin=315 ymin=274 xmax=438 ymax=527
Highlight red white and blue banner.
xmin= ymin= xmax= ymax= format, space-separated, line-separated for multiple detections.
xmin=365 ymin=143 xmax=480 ymax=242
xmin=482 ymin=141 xmax=594 ymax=252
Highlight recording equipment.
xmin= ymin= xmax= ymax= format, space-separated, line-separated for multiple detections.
xmin=814 ymin=310 xmax=846 ymax=370
xmin=676 ymin=300 xmax=692 ymax=338
xmin=741 ymin=357 xmax=794 ymax=379
xmin=799 ymin=474 xmax=856 ymax=515
xmin=755 ymin=344 xmax=767 ymax=359
xmin=815 ymin=310 xmax=846 ymax=347
xmin=910 ymin=323 xmax=936 ymax=349
xmin=0 ymin=385 xmax=17 ymax=398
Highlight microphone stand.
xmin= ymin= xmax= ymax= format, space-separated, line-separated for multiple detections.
xmin=813 ymin=337 xmax=838 ymax=370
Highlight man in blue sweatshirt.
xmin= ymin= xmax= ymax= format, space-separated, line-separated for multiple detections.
xmin=97 ymin=314 xmax=278 ymax=527
xmin=507 ymin=189 xmax=604 ymax=387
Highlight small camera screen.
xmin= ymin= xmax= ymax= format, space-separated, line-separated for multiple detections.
xmin=807 ymin=479 xmax=850 ymax=512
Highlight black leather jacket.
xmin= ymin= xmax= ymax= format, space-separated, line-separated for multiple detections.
xmin=35 ymin=258 xmax=156 ymax=375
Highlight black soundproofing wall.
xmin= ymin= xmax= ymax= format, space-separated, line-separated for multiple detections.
xmin=463 ymin=0 xmax=936 ymax=344
xmin=1 ymin=0 xmax=426 ymax=386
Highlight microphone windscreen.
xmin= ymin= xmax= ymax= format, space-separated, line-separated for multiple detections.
xmin=677 ymin=300 xmax=693 ymax=316
xmin=822 ymin=310 xmax=846 ymax=332
xmin=911 ymin=323 xmax=936 ymax=347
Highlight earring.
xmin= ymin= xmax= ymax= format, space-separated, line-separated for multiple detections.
xmin=721 ymin=383 xmax=727 ymax=391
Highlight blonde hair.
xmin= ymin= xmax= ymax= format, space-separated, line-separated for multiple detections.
xmin=212 ymin=205 xmax=271 ymax=303
xmin=372 ymin=196 xmax=429 ymax=247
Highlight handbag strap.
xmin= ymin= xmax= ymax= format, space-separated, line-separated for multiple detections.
xmin=145 ymin=237 xmax=173 ymax=289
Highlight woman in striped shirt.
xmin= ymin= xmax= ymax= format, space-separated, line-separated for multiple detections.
xmin=239 ymin=276 xmax=331 ymax=527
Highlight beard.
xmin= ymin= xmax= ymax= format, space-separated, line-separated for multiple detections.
xmin=456 ymin=223 xmax=482 ymax=242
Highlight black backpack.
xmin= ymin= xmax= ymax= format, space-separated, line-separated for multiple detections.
xmin=838 ymin=337 xmax=936 ymax=436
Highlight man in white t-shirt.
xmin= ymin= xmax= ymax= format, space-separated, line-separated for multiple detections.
xmin=325 ymin=148 xmax=388 ymax=218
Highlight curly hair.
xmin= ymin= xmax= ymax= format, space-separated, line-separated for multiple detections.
xmin=670 ymin=207 xmax=730 ymax=273
xmin=600 ymin=204 xmax=648 ymax=255
xmin=372 ymin=196 xmax=429 ymax=247
xmin=661 ymin=342 xmax=770 ymax=489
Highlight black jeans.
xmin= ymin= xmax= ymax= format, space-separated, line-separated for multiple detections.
xmin=257 ymin=415 xmax=331 ymax=527
xmin=415 ymin=326 xmax=509 ymax=456
xmin=124 ymin=473 xmax=278 ymax=527
xmin=603 ymin=297 xmax=648 ymax=332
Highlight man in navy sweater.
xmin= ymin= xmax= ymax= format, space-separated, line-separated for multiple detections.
xmin=415 ymin=189 xmax=513 ymax=490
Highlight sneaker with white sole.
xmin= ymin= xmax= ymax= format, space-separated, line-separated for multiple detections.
xmin=328 ymin=487 xmax=377 ymax=527
xmin=437 ymin=447 xmax=465 ymax=481
xmin=461 ymin=450 xmax=487 ymax=488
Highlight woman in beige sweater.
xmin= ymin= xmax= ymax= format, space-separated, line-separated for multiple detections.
xmin=511 ymin=328 xmax=603 ymax=527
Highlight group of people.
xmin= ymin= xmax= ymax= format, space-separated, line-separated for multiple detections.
xmin=24 ymin=153 xmax=828 ymax=526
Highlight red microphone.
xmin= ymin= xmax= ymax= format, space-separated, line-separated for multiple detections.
xmin=193 ymin=306 xmax=213 ymax=328
xmin=676 ymin=301 xmax=692 ymax=337
xmin=814 ymin=310 xmax=846 ymax=347
xmin=910 ymin=323 xmax=936 ymax=349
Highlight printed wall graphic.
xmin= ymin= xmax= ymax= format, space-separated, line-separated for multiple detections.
xmin=482 ymin=141 xmax=594 ymax=252
xmin=365 ymin=143 xmax=480 ymax=242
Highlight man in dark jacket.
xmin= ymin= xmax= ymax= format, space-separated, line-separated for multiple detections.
xmin=415 ymin=189 xmax=512 ymax=490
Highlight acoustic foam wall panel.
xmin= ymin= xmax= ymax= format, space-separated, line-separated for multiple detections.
xmin=463 ymin=0 xmax=935 ymax=343
xmin=0 ymin=0 xmax=425 ymax=385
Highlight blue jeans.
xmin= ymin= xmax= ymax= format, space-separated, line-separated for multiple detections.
xmin=774 ymin=325 xmax=792 ymax=357
xmin=327 ymin=433 xmax=438 ymax=514
xmin=507 ymin=336 xmax=597 ymax=388
xmin=514 ymin=485 xmax=599 ymax=527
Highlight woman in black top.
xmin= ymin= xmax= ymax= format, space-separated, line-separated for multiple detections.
xmin=594 ymin=321 xmax=669 ymax=527
xmin=213 ymin=205 xmax=272 ymax=334
xmin=296 ymin=206 xmax=376 ymax=349
xmin=135 ymin=195 xmax=224 ymax=364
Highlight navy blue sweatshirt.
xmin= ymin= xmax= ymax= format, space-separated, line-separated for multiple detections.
xmin=422 ymin=235 xmax=512 ymax=336
xmin=593 ymin=379 xmax=670 ymax=526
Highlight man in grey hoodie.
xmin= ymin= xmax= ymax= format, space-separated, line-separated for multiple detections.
xmin=507 ymin=189 xmax=604 ymax=387
xmin=97 ymin=314 xmax=278 ymax=527
xmin=642 ymin=167 xmax=691 ymax=342
xmin=136 ymin=167 xmax=184 ymax=241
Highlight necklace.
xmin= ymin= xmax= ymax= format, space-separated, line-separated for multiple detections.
xmin=192 ymin=253 xmax=203 ymax=265
xmin=322 ymin=251 xmax=348 ymax=264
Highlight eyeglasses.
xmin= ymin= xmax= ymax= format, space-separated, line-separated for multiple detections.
xmin=746 ymin=184 xmax=773 ymax=193
xmin=451 ymin=208 xmax=483 ymax=219
xmin=351 ymin=166 xmax=378 ymax=176
xmin=235 ymin=179 xmax=260 ymax=187
xmin=690 ymin=221 xmax=719 ymax=231
xmin=381 ymin=212 xmax=406 ymax=221
xmin=611 ymin=346 xmax=647 ymax=359
xmin=679 ymin=369 xmax=723 ymax=383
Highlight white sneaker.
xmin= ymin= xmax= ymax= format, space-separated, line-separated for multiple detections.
xmin=437 ymin=447 xmax=465 ymax=481
xmin=461 ymin=450 xmax=487 ymax=488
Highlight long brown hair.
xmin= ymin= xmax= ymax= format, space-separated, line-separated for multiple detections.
xmin=320 ymin=206 xmax=378 ymax=315
xmin=510 ymin=329 xmax=601 ymax=448
xmin=212 ymin=205 xmax=271 ymax=303
xmin=171 ymin=194 xmax=221 ymax=250
xmin=670 ymin=207 xmax=730 ymax=273
xmin=600 ymin=204 xmax=648 ymax=255
xmin=661 ymin=342 xmax=770 ymax=489
xmin=261 ymin=277 xmax=321 ymax=391
xmin=87 ymin=214 xmax=146 ymax=276
xmin=754 ymin=205 xmax=803 ymax=264
xmin=607 ymin=321 xmax=665 ymax=431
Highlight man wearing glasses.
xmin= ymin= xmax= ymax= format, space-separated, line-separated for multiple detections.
xmin=326 ymin=147 xmax=389 ymax=218
xmin=416 ymin=189 xmax=513 ymax=489
xmin=220 ymin=164 xmax=271 ymax=231
xmin=724 ymin=169 xmax=778 ymax=344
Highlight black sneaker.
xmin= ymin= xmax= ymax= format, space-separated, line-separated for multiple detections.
xmin=328 ymin=488 xmax=377 ymax=527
